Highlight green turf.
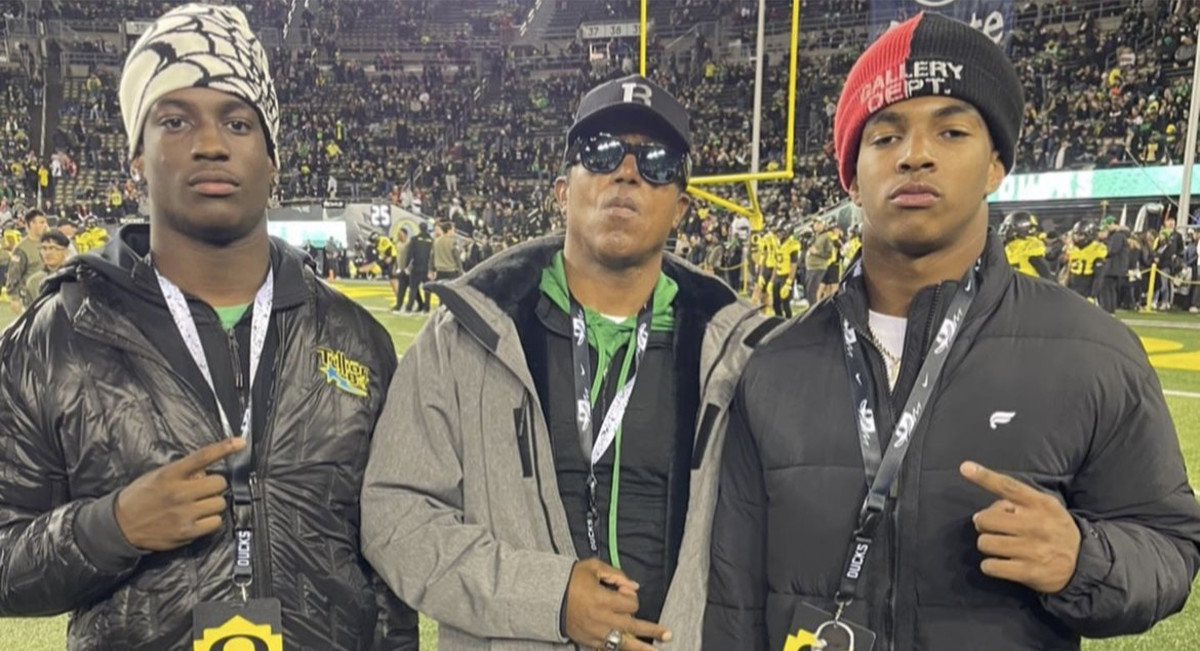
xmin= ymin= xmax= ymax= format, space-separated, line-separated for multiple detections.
xmin=1 ymin=284 xmax=1198 ymax=649
xmin=1117 ymin=308 xmax=1200 ymax=324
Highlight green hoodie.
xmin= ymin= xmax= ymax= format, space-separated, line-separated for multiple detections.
xmin=539 ymin=250 xmax=676 ymax=370
xmin=537 ymin=250 xmax=677 ymax=567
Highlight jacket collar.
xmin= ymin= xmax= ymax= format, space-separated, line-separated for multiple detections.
xmin=434 ymin=233 xmax=741 ymax=353
xmin=833 ymin=229 xmax=1013 ymax=329
xmin=47 ymin=223 xmax=313 ymax=310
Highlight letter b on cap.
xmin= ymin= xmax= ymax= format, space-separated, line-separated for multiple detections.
xmin=621 ymin=82 xmax=653 ymax=107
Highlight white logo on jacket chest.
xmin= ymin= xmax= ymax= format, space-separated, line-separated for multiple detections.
xmin=989 ymin=411 xmax=1016 ymax=429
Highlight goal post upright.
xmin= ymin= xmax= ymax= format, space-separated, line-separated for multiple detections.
xmin=638 ymin=0 xmax=802 ymax=229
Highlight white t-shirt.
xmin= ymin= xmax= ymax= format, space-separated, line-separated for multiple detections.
xmin=868 ymin=310 xmax=907 ymax=388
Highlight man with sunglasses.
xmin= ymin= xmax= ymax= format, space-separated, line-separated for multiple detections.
xmin=363 ymin=74 xmax=776 ymax=651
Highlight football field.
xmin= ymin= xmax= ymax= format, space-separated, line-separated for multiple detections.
xmin=1 ymin=278 xmax=1199 ymax=650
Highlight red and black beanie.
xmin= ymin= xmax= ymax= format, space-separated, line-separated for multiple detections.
xmin=833 ymin=12 xmax=1025 ymax=190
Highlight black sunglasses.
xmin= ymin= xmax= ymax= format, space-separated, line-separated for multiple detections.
xmin=569 ymin=133 xmax=690 ymax=186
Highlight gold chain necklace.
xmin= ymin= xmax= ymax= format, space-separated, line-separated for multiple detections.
xmin=865 ymin=326 xmax=901 ymax=389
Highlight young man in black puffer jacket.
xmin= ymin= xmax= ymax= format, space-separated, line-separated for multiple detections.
xmin=706 ymin=13 xmax=1200 ymax=651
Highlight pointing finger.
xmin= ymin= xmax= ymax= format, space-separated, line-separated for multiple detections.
xmin=168 ymin=438 xmax=246 ymax=478
xmin=961 ymin=461 xmax=1044 ymax=507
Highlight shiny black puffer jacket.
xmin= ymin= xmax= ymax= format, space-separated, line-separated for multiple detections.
xmin=0 ymin=226 xmax=417 ymax=650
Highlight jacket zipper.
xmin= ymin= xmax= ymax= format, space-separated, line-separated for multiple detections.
xmin=833 ymin=302 xmax=893 ymax=646
xmin=246 ymin=320 xmax=285 ymax=598
xmin=228 ymin=330 xmax=244 ymax=411
xmin=836 ymin=298 xmax=925 ymax=651
xmin=227 ymin=325 xmax=265 ymax=598
xmin=886 ymin=285 xmax=943 ymax=651
xmin=864 ymin=322 xmax=898 ymax=650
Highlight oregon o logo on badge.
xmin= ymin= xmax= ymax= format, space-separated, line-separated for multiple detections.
xmin=194 ymin=615 xmax=283 ymax=651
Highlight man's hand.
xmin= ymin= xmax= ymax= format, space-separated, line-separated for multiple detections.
xmin=114 ymin=438 xmax=246 ymax=552
xmin=9 ymin=299 xmax=22 ymax=314
xmin=961 ymin=461 xmax=1081 ymax=594
xmin=564 ymin=558 xmax=672 ymax=651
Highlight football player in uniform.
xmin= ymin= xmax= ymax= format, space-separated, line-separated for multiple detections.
xmin=1000 ymin=211 xmax=1052 ymax=279
xmin=842 ymin=223 xmax=862 ymax=268
xmin=818 ymin=220 xmax=844 ymax=301
xmin=1066 ymin=220 xmax=1107 ymax=300
xmin=770 ymin=221 xmax=801 ymax=318
xmin=752 ymin=226 xmax=779 ymax=309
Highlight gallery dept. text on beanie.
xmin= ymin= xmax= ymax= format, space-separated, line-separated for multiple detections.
xmin=833 ymin=12 xmax=1024 ymax=190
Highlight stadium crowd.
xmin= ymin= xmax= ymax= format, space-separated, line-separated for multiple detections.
xmin=2 ymin=0 xmax=1200 ymax=314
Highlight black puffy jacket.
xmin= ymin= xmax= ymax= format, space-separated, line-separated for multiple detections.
xmin=705 ymin=235 xmax=1200 ymax=651
xmin=0 ymin=225 xmax=417 ymax=650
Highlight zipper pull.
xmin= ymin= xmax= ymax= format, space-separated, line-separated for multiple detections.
xmin=229 ymin=332 xmax=244 ymax=391
xmin=249 ymin=471 xmax=261 ymax=500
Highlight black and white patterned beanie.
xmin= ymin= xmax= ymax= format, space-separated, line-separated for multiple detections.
xmin=119 ymin=3 xmax=280 ymax=167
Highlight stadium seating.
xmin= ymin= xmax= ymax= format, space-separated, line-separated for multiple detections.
xmin=1 ymin=0 xmax=1197 ymax=243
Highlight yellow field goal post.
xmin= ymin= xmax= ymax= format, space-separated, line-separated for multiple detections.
xmin=639 ymin=0 xmax=802 ymax=230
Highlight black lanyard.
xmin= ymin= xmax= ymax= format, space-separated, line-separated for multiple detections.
xmin=569 ymin=295 xmax=653 ymax=561
xmin=833 ymin=261 xmax=980 ymax=617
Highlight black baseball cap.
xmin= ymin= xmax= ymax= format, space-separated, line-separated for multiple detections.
xmin=565 ymin=74 xmax=691 ymax=158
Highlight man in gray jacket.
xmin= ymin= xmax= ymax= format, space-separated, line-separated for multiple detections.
xmin=362 ymin=74 xmax=776 ymax=651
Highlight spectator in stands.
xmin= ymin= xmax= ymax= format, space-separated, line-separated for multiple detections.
xmin=17 ymin=0 xmax=1200 ymax=256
